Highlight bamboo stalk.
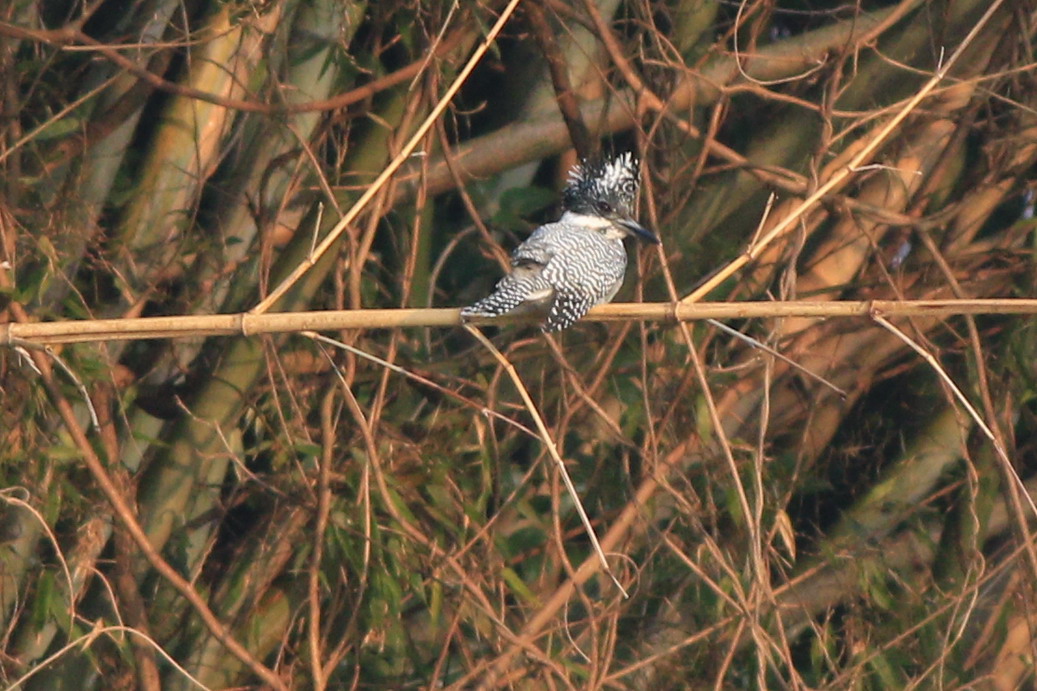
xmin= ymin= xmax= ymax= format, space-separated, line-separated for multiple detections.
xmin=3 ymin=299 xmax=1036 ymax=345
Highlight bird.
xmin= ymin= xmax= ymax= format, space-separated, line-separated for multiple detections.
xmin=460 ymin=152 xmax=659 ymax=332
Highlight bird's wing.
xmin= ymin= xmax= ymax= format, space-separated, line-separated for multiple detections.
xmin=510 ymin=224 xmax=561 ymax=268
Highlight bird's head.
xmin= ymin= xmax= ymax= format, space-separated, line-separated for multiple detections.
xmin=561 ymin=152 xmax=660 ymax=244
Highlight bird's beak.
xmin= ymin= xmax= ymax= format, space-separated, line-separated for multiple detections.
xmin=619 ymin=218 xmax=660 ymax=245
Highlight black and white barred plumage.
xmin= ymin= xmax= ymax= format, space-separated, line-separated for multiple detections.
xmin=460 ymin=153 xmax=659 ymax=332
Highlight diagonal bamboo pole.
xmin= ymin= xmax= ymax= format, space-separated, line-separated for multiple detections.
xmin=249 ymin=0 xmax=525 ymax=316
xmin=680 ymin=0 xmax=1006 ymax=305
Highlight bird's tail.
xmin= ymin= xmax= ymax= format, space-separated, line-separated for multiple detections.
xmin=460 ymin=275 xmax=553 ymax=320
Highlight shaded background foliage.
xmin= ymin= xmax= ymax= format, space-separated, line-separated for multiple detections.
xmin=2 ymin=0 xmax=1037 ymax=688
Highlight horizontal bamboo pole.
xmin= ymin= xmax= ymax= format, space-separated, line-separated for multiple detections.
xmin=3 ymin=300 xmax=1036 ymax=346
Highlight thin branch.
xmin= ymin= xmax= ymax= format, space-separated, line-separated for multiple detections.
xmin=28 ymin=348 xmax=288 ymax=689
xmin=526 ymin=0 xmax=593 ymax=157
xmin=872 ymin=316 xmax=1037 ymax=568
xmin=464 ymin=324 xmax=629 ymax=598
xmin=6 ymin=625 xmax=212 ymax=691
xmin=705 ymin=318 xmax=846 ymax=396
xmin=0 ymin=18 xmax=471 ymax=116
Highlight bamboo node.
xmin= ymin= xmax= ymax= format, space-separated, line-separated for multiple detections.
xmin=238 ymin=313 xmax=252 ymax=337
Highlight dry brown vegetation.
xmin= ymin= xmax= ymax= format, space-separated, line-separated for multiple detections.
xmin=2 ymin=0 xmax=1037 ymax=688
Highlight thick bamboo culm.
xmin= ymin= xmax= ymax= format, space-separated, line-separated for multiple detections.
xmin=3 ymin=299 xmax=1036 ymax=346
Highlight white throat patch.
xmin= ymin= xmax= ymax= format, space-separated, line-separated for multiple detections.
xmin=560 ymin=210 xmax=613 ymax=229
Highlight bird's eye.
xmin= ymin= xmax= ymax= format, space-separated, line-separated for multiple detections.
xmin=595 ymin=200 xmax=613 ymax=214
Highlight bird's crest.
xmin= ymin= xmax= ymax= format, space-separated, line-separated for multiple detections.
xmin=562 ymin=152 xmax=640 ymax=217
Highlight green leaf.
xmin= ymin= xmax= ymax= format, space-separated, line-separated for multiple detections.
xmin=492 ymin=186 xmax=557 ymax=231
xmin=31 ymin=116 xmax=84 ymax=142
xmin=31 ymin=570 xmax=56 ymax=629
xmin=500 ymin=567 xmax=538 ymax=605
